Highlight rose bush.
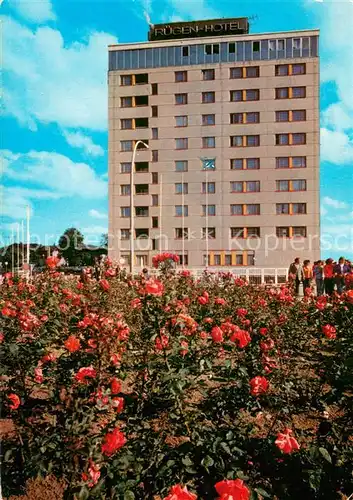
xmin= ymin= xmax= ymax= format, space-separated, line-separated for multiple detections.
xmin=1 ymin=266 xmax=352 ymax=499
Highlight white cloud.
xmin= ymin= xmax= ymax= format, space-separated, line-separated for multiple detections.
xmin=322 ymin=103 xmax=353 ymax=132
xmin=63 ymin=131 xmax=105 ymax=157
xmin=166 ymin=0 xmax=218 ymax=20
xmin=9 ymin=0 xmax=56 ymax=23
xmin=1 ymin=149 xmax=107 ymax=199
xmin=322 ymin=196 xmax=349 ymax=210
xmin=2 ymin=16 xmax=118 ymax=131
xmin=320 ymin=127 xmax=353 ymax=165
xmin=320 ymin=205 xmax=328 ymax=216
xmin=82 ymin=225 xmax=108 ymax=236
xmin=89 ymin=209 xmax=108 ymax=219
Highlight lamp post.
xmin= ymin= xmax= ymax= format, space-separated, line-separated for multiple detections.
xmin=130 ymin=140 xmax=149 ymax=275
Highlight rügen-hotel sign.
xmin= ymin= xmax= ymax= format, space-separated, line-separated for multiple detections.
xmin=148 ymin=18 xmax=249 ymax=41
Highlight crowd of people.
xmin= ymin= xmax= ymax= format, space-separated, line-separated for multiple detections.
xmin=288 ymin=256 xmax=352 ymax=296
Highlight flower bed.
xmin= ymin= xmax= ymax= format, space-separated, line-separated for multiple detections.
xmin=1 ymin=262 xmax=353 ymax=499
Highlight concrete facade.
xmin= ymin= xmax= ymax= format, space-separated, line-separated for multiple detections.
xmin=108 ymin=27 xmax=320 ymax=269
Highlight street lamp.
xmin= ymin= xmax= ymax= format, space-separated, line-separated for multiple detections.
xmin=130 ymin=140 xmax=149 ymax=275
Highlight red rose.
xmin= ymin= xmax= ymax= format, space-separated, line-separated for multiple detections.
xmin=82 ymin=460 xmax=100 ymax=488
xmin=163 ymin=484 xmax=197 ymax=500
xmin=237 ymin=308 xmax=248 ymax=317
xmin=321 ymin=324 xmax=336 ymax=339
xmin=8 ymin=393 xmax=21 ymax=410
xmin=259 ymin=327 xmax=268 ymax=336
xmin=130 ymin=298 xmax=142 ymax=309
xmin=275 ymin=428 xmax=300 ymax=454
xmin=211 ymin=326 xmax=224 ymax=343
xmin=215 ymin=478 xmax=250 ymax=500
xmin=64 ymin=335 xmax=81 ymax=353
xmin=41 ymin=352 xmax=56 ymax=363
xmin=260 ymin=339 xmax=275 ymax=352
xmin=99 ymin=279 xmax=110 ymax=291
xmin=0 ymin=332 xmax=4 ymax=343
xmin=46 ymin=256 xmax=60 ymax=269
xmin=144 ymin=279 xmax=164 ymax=296
xmin=198 ymin=296 xmax=208 ymax=305
xmin=112 ymin=397 xmax=125 ymax=413
xmin=110 ymin=378 xmax=122 ymax=394
xmin=34 ymin=367 xmax=44 ymax=384
xmin=101 ymin=427 xmax=126 ymax=456
xmin=74 ymin=366 xmax=97 ymax=384
xmin=250 ymin=376 xmax=269 ymax=396
xmin=230 ymin=329 xmax=251 ymax=348
xmin=215 ymin=298 xmax=226 ymax=305
xmin=155 ymin=334 xmax=169 ymax=351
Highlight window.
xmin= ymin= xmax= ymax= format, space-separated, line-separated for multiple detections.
xmin=230 ymin=136 xmax=243 ymax=147
xmin=276 ymin=203 xmax=289 ymax=215
xmin=152 ymin=194 xmax=158 ymax=206
xmin=175 ymin=71 xmax=187 ymax=82
xmin=202 ymin=182 xmax=215 ymax=194
xmin=135 ymin=95 xmax=149 ymax=106
xmin=225 ymin=254 xmax=232 ymax=266
xmin=175 ymin=160 xmax=188 ymax=172
xmin=121 ymin=162 xmax=131 ymax=173
xmin=276 ymin=157 xmax=306 ymax=169
xmin=175 ymin=115 xmax=188 ymax=127
xmin=230 ymin=67 xmax=242 ymax=79
xmin=276 ymin=134 xmax=290 ymax=146
xmin=276 ymin=180 xmax=306 ymax=191
xmin=135 ymin=117 xmax=149 ymax=128
xmin=152 ymin=150 xmax=158 ymax=162
xmin=278 ymin=39 xmax=285 ymax=51
xmin=247 ymin=112 xmax=260 ymax=123
xmin=152 ymin=216 xmax=159 ymax=228
xmin=275 ymin=65 xmax=289 ymax=76
xmin=292 ymin=110 xmax=306 ymax=121
xmin=246 ymin=181 xmax=260 ymax=192
xmin=236 ymin=254 xmax=244 ymax=265
xmin=276 ymin=111 xmax=290 ymax=122
xmin=152 ymin=83 xmax=158 ymax=95
xmin=202 ymin=205 xmax=216 ymax=216
xmin=135 ymin=228 xmax=149 ymax=238
xmin=175 ymin=93 xmax=187 ymax=105
xmin=135 ymin=162 xmax=149 ymax=172
xmin=214 ymin=254 xmax=221 ymax=266
xmin=231 ymin=227 xmax=245 ymax=238
xmin=246 ymin=89 xmax=259 ymax=101
xmin=152 ymin=128 xmax=158 ymax=139
xmin=205 ymin=44 xmax=219 ymax=55
xmin=292 ymin=156 xmax=306 ymax=168
xmin=292 ymin=133 xmax=306 ymax=145
xmin=229 ymin=42 xmax=236 ymax=53
xmin=202 ymin=91 xmax=215 ymax=103
xmin=136 ymin=140 xmax=149 ymax=150
xmin=246 ymin=158 xmax=260 ymax=170
xmin=202 ymin=69 xmax=215 ymax=80
xmin=231 ymin=181 xmax=243 ymax=193
xmin=231 ymin=204 xmax=243 ymax=215
xmin=292 ymin=203 xmax=307 ymax=214
xmin=121 ymin=75 xmax=132 ymax=86
xmin=202 ymin=136 xmax=215 ymax=148
xmin=276 ymin=180 xmax=289 ymax=192
xmin=292 ymin=63 xmax=306 ymax=75
xmin=121 ymin=140 xmax=133 ymax=152
xmin=135 ymin=73 xmax=148 ymax=84
xmin=182 ymin=46 xmax=189 ymax=57
xmin=253 ymin=41 xmax=260 ymax=52
xmin=135 ymin=184 xmax=149 ymax=195
xmin=121 ymin=119 xmax=133 ymax=129
xmin=245 ymin=204 xmax=260 ymax=215
xmin=121 ymin=207 xmax=131 ymax=217
xmin=152 ymin=106 xmax=158 ymax=117
xmin=269 ymin=40 xmax=276 ymax=51
xmin=276 ymin=88 xmax=289 ymax=99
xmin=175 ymin=183 xmax=188 ymax=194
xmin=247 ymin=227 xmax=260 ymax=237
xmin=121 ymin=185 xmax=131 ymax=196
xmin=276 ymin=227 xmax=290 ymax=238
xmin=202 ymin=114 xmax=215 ymax=126
xmin=293 ymin=226 xmax=307 ymax=237
xmin=292 ymin=87 xmax=306 ymax=98
xmin=202 ymin=227 xmax=216 ymax=239
xmin=175 ymin=138 xmax=188 ymax=150
xmin=246 ymin=135 xmax=260 ymax=147
xmin=230 ymin=90 xmax=242 ymax=102
xmin=121 ymin=229 xmax=130 ymax=240
xmin=293 ymin=38 xmax=301 ymax=50
xmin=178 ymin=254 xmax=189 ymax=266
xmin=121 ymin=96 xmax=133 ymax=107
xmin=152 ymin=172 xmax=158 ymax=184
xmin=230 ymin=159 xmax=243 ymax=170
xmin=246 ymin=66 xmax=259 ymax=78
xmin=175 ymin=205 xmax=188 ymax=217
xmin=175 ymin=228 xmax=188 ymax=239
xmin=276 ymin=157 xmax=290 ymax=169
xmin=292 ymin=180 xmax=306 ymax=191
xmin=135 ymin=206 xmax=149 ymax=217
xmin=230 ymin=113 xmax=243 ymax=124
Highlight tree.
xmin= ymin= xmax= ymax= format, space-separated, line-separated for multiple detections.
xmin=58 ymin=228 xmax=84 ymax=266
xmin=100 ymin=233 xmax=108 ymax=248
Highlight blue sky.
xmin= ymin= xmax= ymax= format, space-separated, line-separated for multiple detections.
xmin=1 ymin=0 xmax=352 ymax=257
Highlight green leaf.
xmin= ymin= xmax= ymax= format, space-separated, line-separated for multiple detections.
xmin=201 ymin=455 xmax=214 ymax=468
xmin=255 ymin=487 xmax=272 ymax=498
xmin=319 ymin=447 xmax=332 ymax=463
xmin=226 ymin=431 xmax=234 ymax=441
xmin=124 ymin=491 xmax=135 ymax=500
xmin=4 ymin=449 xmax=12 ymax=462
xmin=220 ymin=442 xmax=231 ymax=455
xmin=182 ymin=456 xmax=193 ymax=467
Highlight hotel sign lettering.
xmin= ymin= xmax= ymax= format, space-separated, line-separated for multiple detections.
xmin=148 ymin=18 xmax=249 ymax=41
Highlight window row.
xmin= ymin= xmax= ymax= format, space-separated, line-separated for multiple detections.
xmin=119 ymin=180 xmax=307 ymax=196
xmin=120 ymin=64 xmax=306 ymax=86
xmin=205 ymin=252 xmax=255 ymax=267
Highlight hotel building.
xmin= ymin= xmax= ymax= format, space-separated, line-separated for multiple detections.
xmin=108 ymin=18 xmax=320 ymax=269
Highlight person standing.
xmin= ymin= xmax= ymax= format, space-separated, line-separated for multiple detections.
xmin=288 ymin=257 xmax=303 ymax=295
xmin=333 ymin=256 xmax=351 ymax=294
xmin=302 ymin=260 xmax=313 ymax=293
xmin=313 ymin=260 xmax=324 ymax=296
xmin=323 ymin=258 xmax=334 ymax=296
